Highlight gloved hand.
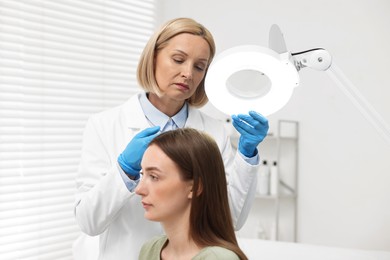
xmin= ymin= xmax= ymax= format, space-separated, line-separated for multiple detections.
xmin=232 ymin=111 xmax=269 ymax=158
xmin=118 ymin=126 xmax=160 ymax=179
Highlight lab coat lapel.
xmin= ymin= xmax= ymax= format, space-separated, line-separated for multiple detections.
xmin=185 ymin=106 xmax=205 ymax=131
xmin=122 ymin=93 xmax=150 ymax=132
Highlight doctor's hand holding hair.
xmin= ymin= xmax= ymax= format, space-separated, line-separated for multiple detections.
xmin=73 ymin=17 xmax=268 ymax=260
xmin=137 ymin=128 xmax=248 ymax=260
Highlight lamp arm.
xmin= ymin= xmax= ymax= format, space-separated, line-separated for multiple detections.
xmin=326 ymin=64 xmax=390 ymax=145
xmin=292 ymin=48 xmax=332 ymax=71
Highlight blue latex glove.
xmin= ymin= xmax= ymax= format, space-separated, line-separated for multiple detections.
xmin=232 ymin=111 xmax=269 ymax=157
xmin=118 ymin=126 xmax=160 ymax=179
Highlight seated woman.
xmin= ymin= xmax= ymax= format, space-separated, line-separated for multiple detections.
xmin=136 ymin=128 xmax=248 ymax=260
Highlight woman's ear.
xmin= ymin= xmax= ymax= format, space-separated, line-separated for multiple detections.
xmin=187 ymin=180 xmax=194 ymax=199
xmin=188 ymin=181 xmax=203 ymax=199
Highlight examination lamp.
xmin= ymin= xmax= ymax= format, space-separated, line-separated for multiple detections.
xmin=205 ymin=24 xmax=332 ymax=116
xmin=205 ymin=25 xmax=390 ymax=144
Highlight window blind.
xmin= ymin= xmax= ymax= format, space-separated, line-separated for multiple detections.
xmin=0 ymin=1 xmax=158 ymax=259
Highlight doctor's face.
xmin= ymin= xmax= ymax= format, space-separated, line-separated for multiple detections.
xmin=135 ymin=144 xmax=193 ymax=223
xmin=154 ymin=33 xmax=210 ymax=102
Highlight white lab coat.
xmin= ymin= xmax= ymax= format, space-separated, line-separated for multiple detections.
xmin=73 ymin=93 xmax=259 ymax=260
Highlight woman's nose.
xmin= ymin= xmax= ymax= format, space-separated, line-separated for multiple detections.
xmin=135 ymin=178 xmax=145 ymax=195
xmin=181 ymin=65 xmax=193 ymax=79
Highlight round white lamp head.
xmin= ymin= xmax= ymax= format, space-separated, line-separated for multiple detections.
xmin=205 ymin=45 xmax=300 ymax=116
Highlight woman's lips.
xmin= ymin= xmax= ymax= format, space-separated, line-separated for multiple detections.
xmin=142 ymin=201 xmax=152 ymax=209
xmin=175 ymin=83 xmax=189 ymax=90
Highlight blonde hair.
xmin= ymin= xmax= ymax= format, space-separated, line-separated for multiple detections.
xmin=137 ymin=18 xmax=216 ymax=107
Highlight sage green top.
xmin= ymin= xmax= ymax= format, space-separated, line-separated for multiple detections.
xmin=138 ymin=235 xmax=240 ymax=260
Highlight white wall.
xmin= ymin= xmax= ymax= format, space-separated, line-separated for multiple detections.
xmin=160 ymin=0 xmax=390 ymax=251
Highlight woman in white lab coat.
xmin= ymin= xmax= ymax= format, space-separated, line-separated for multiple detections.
xmin=73 ymin=17 xmax=269 ymax=260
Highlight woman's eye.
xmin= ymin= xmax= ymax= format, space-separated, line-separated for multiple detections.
xmin=150 ymin=174 xmax=158 ymax=181
xmin=195 ymin=65 xmax=205 ymax=71
xmin=173 ymin=58 xmax=184 ymax=64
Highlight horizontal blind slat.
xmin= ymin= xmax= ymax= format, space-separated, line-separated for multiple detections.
xmin=0 ymin=80 xmax=139 ymax=95
xmin=1 ymin=74 xmax=137 ymax=87
xmin=0 ymin=42 xmax=141 ymax=66
xmin=0 ymin=230 xmax=79 ymax=255
xmin=0 ymin=243 xmax=75 ymax=260
xmin=0 ymin=184 xmax=77 ymax=203
xmin=0 ymin=118 xmax=89 ymax=129
xmin=0 ymin=202 xmax=75 ymax=219
xmin=0 ymin=110 xmax=93 ymax=122
xmin=0 ymin=30 xmax=145 ymax=60
xmin=0 ymin=173 xmax=76 ymax=187
xmin=0 ymin=158 xmax=81 ymax=171
xmin=0 ymin=166 xmax=77 ymax=178
xmin=0 ymin=143 xmax=80 ymax=152
xmin=0 ymin=216 xmax=77 ymax=236
xmin=0 ymin=99 xmax=124 ymax=113
xmin=0 ymin=51 xmax=139 ymax=74
xmin=5 ymin=3 xmax=154 ymax=35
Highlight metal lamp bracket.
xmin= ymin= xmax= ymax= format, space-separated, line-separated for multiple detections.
xmin=292 ymin=48 xmax=332 ymax=71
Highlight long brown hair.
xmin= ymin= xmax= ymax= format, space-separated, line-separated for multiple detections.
xmin=149 ymin=128 xmax=248 ymax=260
